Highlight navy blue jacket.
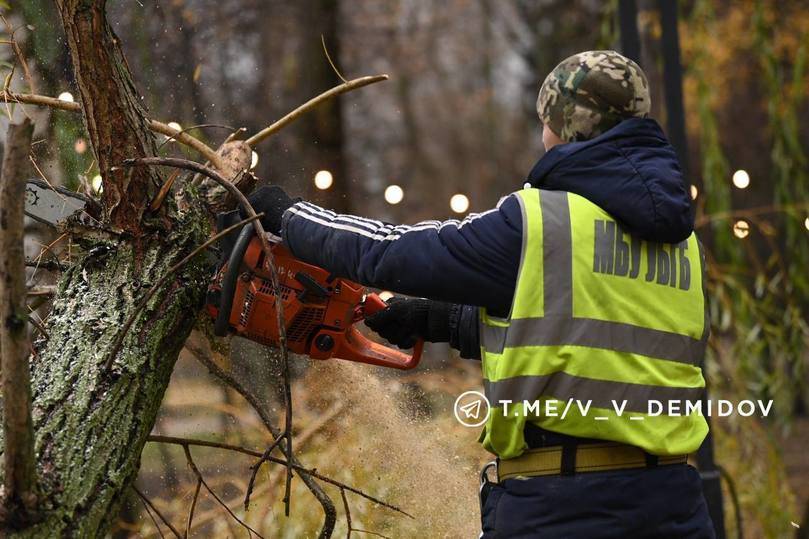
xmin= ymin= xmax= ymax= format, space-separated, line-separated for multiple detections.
xmin=281 ymin=118 xmax=693 ymax=358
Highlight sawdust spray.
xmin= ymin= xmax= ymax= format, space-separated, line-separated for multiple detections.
xmin=305 ymin=359 xmax=485 ymax=538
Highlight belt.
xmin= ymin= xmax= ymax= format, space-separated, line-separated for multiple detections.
xmin=496 ymin=442 xmax=687 ymax=482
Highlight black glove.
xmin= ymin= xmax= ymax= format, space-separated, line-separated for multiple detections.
xmin=240 ymin=185 xmax=296 ymax=235
xmin=364 ymin=297 xmax=451 ymax=349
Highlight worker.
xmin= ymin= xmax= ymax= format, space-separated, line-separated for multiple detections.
xmin=244 ymin=50 xmax=715 ymax=538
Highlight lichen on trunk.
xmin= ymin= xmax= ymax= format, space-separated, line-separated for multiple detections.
xmin=7 ymin=207 xmax=209 ymax=538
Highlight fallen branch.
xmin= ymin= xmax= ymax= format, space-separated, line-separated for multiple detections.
xmin=185 ymin=335 xmax=337 ymax=535
xmin=146 ymin=435 xmax=411 ymax=518
xmin=245 ymin=74 xmax=388 ymax=147
xmin=103 ymin=213 xmax=264 ymax=372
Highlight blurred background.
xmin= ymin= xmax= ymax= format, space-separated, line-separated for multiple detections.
xmin=3 ymin=0 xmax=808 ymax=537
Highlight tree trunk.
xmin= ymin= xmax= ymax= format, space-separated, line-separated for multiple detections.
xmin=14 ymin=216 xmax=209 ymax=537
xmin=0 ymin=1 xmax=211 ymax=536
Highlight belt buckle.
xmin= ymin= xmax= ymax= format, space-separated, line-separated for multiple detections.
xmin=480 ymin=460 xmax=498 ymax=487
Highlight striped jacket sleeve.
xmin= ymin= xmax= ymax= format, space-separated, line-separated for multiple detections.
xmin=279 ymin=194 xmax=523 ymax=315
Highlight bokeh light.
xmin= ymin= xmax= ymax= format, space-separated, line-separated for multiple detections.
xmin=733 ymin=219 xmax=750 ymax=238
xmin=690 ymin=185 xmax=698 ymax=200
xmin=732 ymin=169 xmax=750 ymax=189
xmin=74 ymin=138 xmax=87 ymax=154
xmin=450 ymin=193 xmax=469 ymax=214
xmin=167 ymin=121 xmax=182 ymax=132
xmin=250 ymin=151 xmax=259 ymax=169
xmin=384 ymin=185 xmax=404 ymax=205
xmin=58 ymin=91 xmax=74 ymax=103
xmin=314 ymin=170 xmax=333 ymax=190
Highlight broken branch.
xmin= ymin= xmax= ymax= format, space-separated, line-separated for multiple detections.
xmin=245 ymin=74 xmax=388 ymax=147
xmin=146 ymin=435 xmax=411 ymax=517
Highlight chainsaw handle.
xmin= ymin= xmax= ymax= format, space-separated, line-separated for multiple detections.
xmin=353 ymin=292 xmax=425 ymax=369
xmin=214 ymin=223 xmax=254 ymax=336
xmin=326 ymin=327 xmax=424 ymax=370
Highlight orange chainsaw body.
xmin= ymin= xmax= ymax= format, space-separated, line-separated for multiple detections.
xmin=207 ymin=233 xmax=423 ymax=370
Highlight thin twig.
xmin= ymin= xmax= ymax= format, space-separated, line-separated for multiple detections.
xmin=244 ymin=432 xmax=287 ymax=511
xmin=139 ymin=494 xmax=167 ymax=539
xmin=351 ymin=529 xmax=393 ymax=539
xmin=181 ymin=445 xmax=265 ymax=539
xmin=156 ymin=123 xmax=239 ymax=151
xmin=146 ymin=435 xmax=411 ymax=517
xmin=321 ymin=35 xmax=347 ymax=83
xmin=244 ymin=402 xmax=344 ymax=511
xmin=0 ymin=16 xmax=36 ymax=94
xmin=245 ymin=75 xmax=388 ymax=147
xmin=184 ymin=478 xmax=202 ymax=539
xmin=26 ymin=315 xmax=49 ymax=341
xmin=103 ymin=213 xmax=263 ymax=372
xmin=149 ymin=120 xmax=225 ymax=171
xmin=341 ymin=488 xmax=352 ymax=539
xmin=133 ymin=485 xmax=183 ymax=539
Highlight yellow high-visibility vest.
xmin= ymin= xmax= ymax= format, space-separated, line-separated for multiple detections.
xmin=480 ymin=188 xmax=709 ymax=459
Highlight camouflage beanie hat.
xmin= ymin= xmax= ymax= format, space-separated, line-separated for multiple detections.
xmin=537 ymin=50 xmax=651 ymax=143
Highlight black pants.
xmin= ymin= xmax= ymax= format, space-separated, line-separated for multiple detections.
xmin=480 ymin=464 xmax=715 ymax=538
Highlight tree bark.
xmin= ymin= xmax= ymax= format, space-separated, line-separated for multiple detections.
xmin=0 ymin=119 xmax=38 ymax=526
xmin=54 ymin=0 xmax=164 ymax=234
xmin=16 ymin=218 xmax=209 ymax=538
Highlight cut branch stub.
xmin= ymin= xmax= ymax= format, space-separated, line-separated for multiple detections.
xmin=199 ymin=140 xmax=255 ymax=213
xmin=55 ymin=0 xmax=163 ymax=234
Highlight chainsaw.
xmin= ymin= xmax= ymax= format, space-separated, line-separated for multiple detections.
xmin=205 ymin=213 xmax=424 ymax=370
xmin=22 ymin=179 xmax=423 ymax=370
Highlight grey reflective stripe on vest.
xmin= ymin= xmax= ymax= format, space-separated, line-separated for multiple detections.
xmin=541 ymin=191 xmax=573 ymax=317
xmin=484 ymin=372 xmax=704 ymax=413
xmin=481 ymin=316 xmax=704 ymax=364
xmin=481 ymin=190 xmax=705 ymax=366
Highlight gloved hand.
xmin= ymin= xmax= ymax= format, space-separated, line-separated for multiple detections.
xmin=365 ymin=296 xmax=451 ymax=349
xmin=240 ymin=185 xmax=296 ymax=235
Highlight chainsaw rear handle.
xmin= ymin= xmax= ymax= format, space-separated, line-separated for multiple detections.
xmin=359 ymin=292 xmax=425 ymax=369
xmin=214 ymin=223 xmax=255 ymax=336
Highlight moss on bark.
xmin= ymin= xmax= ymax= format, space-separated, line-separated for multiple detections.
xmin=3 ymin=207 xmax=209 ymax=537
